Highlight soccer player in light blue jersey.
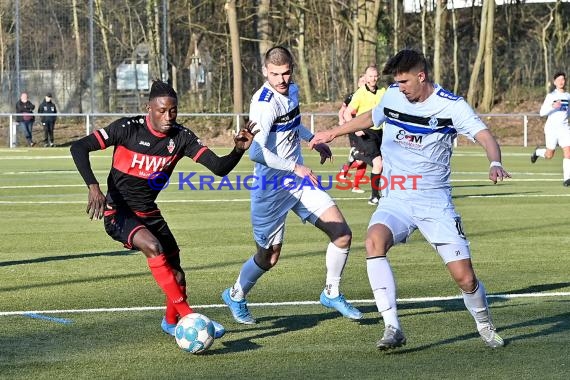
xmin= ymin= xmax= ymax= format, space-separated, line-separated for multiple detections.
xmin=310 ymin=49 xmax=511 ymax=349
xmin=221 ymin=46 xmax=362 ymax=325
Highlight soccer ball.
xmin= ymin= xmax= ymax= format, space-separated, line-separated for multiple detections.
xmin=175 ymin=313 xmax=215 ymax=354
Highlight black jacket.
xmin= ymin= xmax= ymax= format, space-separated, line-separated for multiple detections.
xmin=38 ymin=100 xmax=58 ymax=123
xmin=15 ymin=100 xmax=35 ymax=123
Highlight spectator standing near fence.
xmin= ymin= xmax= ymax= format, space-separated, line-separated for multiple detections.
xmin=531 ymin=71 xmax=570 ymax=187
xmin=15 ymin=92 xmax=36 ymax=147
xmin=38 ymin=93 xmax=58 ymax=147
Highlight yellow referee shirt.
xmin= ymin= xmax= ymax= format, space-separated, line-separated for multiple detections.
xmin=348 ymin=85 xmax=385 ymax=130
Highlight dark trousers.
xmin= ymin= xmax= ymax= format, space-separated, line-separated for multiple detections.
xmin=43 ymin=121 xmax=56 ymax=146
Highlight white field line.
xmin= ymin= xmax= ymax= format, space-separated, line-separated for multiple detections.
xmin=0 ymin=174 xmax=563 ymax=189
xmin=1 ymin=292 xmax=569 ymax=317
xmin=0 ymin=151 xmax=532 ymax=160
xmin=2 ymin=193 xmax=570 ymax=205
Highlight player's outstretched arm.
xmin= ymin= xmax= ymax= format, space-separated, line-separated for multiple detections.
xmin=196 ymin=121 xmax=258 ymax=176
xmin=309 ymin=111 xmax=374 ymax=148
xmin=474 ymin=129 xmax=512 ymax=184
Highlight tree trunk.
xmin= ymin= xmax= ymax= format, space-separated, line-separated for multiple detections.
xmin=351 ymin=1 xmax=359 ymax=85
xmin=72 ymin=0 xmax=83 ymax=112
xmin=145 ymin=0 xmax=161 ymax=80
xmin=553 ymin=0 xmax=569 ymax=67
xmin=94 ymin=0 xmax=115 ymax=111
xmin=421 ymin=0 xmax=427 ymax=56
xmin=480 ymin=0 xmax=495 ymax=112
xmin=541 ymin=6 xmax=554 ymax=93
xmin=0 ymin=7 xmax=6 ymax=87
xmin=433 ymin=0 xmax=444 ymax=84
xmin=296 ymin=0 xmax=312 ymax=104
xmin=256 ymin=0 xmax=272 ymax=64
xmin=467 ymin=0 xmax=489 ymax=107
xmin=356 ymin=0 xmax=381 ymax=73
xmin=225 ymin=0 xmax=243 ymax=118
xmin=451 ymin=0 xmax=459 ymax=94
xmin=392 ymin=0 xmax=398 ymax=54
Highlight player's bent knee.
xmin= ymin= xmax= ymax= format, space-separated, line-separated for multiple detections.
xmin=255 ymin=246 xmax=280 ymax=269
xmin=365 ymin=235 xmax=388 ymax=257
xmin=331 ymin=233 xmax=352 ymax=248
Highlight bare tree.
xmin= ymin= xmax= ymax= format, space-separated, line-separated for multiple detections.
xmin=257 ymin=0 xmax=272 ymax=64
xmin=421 ymin=0 xmax=427 ymax=56
xmin=553 ymin=0 xmax=570 ymax=72
xmin=480 ymin=0 xmax=495 ymax=112
xmin=433 ymin=0 xmax=446 ymax=84
xmin=541 ymin=5 xmax=555 ymax=93
xmin=94 ymin=0 xmax=115 ymax=110
xmin=224 ymin=0 xmax=243 ymax=117
xmin=451 ymin=0 xmax=459 ymax=94
xmin=355 ymin=0 xmax=382 ymax=74
xmin=145 ymin=0 xmax=164 ymax=81
xmin=467 ymin=0 xmax=489 ymax=107
xmin=294 ymin=0 xmax=312 ymax=104
xmin=392 ymin=0 xmax=398 ymax=54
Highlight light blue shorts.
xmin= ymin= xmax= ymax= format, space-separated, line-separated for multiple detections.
xmin=251 ymin=187 xmax=335 ymax=248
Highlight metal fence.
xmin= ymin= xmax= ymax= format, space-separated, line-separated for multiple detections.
xmin=0 ymin=112 xmax=545 ymax=149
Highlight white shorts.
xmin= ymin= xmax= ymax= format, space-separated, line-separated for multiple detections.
xmin=251 ymin=187 xmax=335 ymax=248
xmin=545 ymin=124 xmax=570 ymax=150
xmin=368 ymin=196 xmax=471 ymax=263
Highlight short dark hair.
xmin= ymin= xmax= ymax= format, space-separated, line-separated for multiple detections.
xmin=264 ymin=46 xmax=294 ymax=67
xmin=553 ymin=72 xmax=566 ymax=81
xmin=382 ymin=49 xmax=429 ymax=77
xmin=149 ymin=80 xmax=177 ymax=101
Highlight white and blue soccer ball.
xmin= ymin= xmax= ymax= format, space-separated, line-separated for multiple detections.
xmin=175 ymin=313 xmax=215 ymax=354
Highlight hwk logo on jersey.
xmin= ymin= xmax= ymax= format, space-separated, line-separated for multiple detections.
xmin=428 ymin=116 xmax=438 ymax=129
xmin=167 ymin=139 xmax=175 ymax=153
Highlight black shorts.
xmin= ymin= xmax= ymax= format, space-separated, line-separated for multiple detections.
xmin=104 ymin=208 xmax=180 ymax=264
xmin=353 ymin=129 xmax=382 ymax=165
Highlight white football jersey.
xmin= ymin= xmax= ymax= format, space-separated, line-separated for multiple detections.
xmin=371 ymin=84 xmax=487 ymax=199
xmin=539 ymin=90 xmax=570 ymax=130
xmin=248 ymin=82 xmax=313 ymax=195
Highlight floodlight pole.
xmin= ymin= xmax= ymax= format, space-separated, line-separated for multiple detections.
xmin=89 ymin=0 xmax=95 ymax=115
xmin=15 ymin=0 xmax=20 ymax=98
xmin=161 ymin=0 xmax=168 ymax=82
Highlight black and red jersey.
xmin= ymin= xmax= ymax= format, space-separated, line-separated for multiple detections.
xmin=75 ymin=115 xmax=209 ymax=212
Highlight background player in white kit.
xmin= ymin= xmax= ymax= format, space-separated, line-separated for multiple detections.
xmin=221 ymin=46 xmax=362 ymax=324
xmin=531 ymin=72 xmax=570 ymax=187
xmin=310 ymin=49 xmax=510 ymax=349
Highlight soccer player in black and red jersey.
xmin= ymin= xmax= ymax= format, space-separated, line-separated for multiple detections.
xmin=70 ymin=80 xmax=256 ymax=339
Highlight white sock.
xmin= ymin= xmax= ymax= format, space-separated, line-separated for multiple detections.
xmin=462 ymin=280 xmax=493 ymax=331
xmin=324 ymin=242 xmax=349 ymax=298
xmin=563 ymin=158 xmax=570 ymax=181
xmin=366 ymin=256 xmax=400 ymax=330
xmin=536 ymin=148 xmax=546 ymax=158
xmin=231 ymin=256 xmax=266 ymax=301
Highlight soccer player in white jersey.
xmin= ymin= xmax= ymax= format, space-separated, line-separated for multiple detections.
xmin=310 ymin=49 xmax=511 ymax=349
xmin=531 ymin=72 xmax=570 ymax=187
xmin=221 ymin=46 xmax=362 ymax=324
